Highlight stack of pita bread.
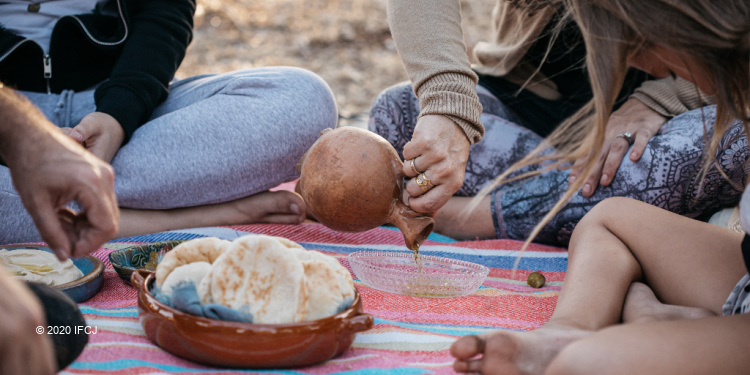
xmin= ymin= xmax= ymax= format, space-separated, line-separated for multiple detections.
xmin=154 ymin=235 xmax=355 ymax=324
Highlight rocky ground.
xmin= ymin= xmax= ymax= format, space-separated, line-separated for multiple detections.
xmin=177 ymin=0 xmax=493 ymax=127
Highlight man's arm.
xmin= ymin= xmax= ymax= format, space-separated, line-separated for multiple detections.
xmin=0 ymin=87 xmax=119 ymax=258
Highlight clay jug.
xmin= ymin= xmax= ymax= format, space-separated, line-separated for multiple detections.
xmin=296 ymin=127 xmax=434 ymax=250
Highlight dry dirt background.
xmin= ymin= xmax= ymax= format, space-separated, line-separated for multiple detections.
xmin=177 ymin=0 xmax=493 ymax=127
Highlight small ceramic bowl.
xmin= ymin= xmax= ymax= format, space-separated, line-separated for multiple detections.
xmin=2 ymin=244 xmax=104 ymax=302
xmin=131 ymin=270 xmax=374 ymax=368
xmin=348 ymin=250 xmax=489 ymax=298
xmin=109 ymin=240 xmax=184 ymax=284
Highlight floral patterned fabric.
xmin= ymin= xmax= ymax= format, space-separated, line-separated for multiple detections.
xmin=369 ymin=82 xmax=749 ymax=246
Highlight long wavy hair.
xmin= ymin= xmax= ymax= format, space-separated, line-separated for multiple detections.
xmin=472 ymin=0 xmax=750 ymax=247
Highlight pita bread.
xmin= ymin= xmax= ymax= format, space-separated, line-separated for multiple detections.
xmin=198 ymin=234 xmax=308 ymax=324
xmin=155 ymin=237 xmax=231 ymax=287
xmin=160 ymin=261 xmax=212 ymax=295
xmin=287 ymin=247 xmax=355 ymax=302
xmin=270 ymin=237 xmax=355 ymax=317
xmin=300 ymin=259 xmax=347 ymax=320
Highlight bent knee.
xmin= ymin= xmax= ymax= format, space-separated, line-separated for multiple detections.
xmin=284 ymin=67 xmax=338 ymax=130
xmin=570 ymin=197 xmax=637 ymax=246
xmin=230 ymin=66 xmax=337 ymax=126
xmin=369 ymin=81 xmax=415 ymax=115
xmin=275 ymin=67 xmax=335 ymax=100
xmin=371 ymin=81 xmax=413 ymax=105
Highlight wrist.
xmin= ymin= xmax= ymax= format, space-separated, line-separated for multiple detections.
xmin=0 ymin=89 xmax=59 ymax=163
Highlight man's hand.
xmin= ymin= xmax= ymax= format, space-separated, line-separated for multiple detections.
xmin=10 ymin=130 xmax=119 ymax=259
xmin=61 ymin=112 xmax=125 ymax=163
xmin=0 ymin=89 xmax=120 ymax=259
xmin=570 ymin=98 xmax=666 ymax=196
xmin=402 ymin=115 xmax=470 ymax=214
xmin=0 ymin=271 xmax=56 ymax=375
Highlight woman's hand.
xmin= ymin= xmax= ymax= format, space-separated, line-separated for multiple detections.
xmin=0 ymin=271 xmax=56 ymax=375
xmin=61 ymin=112 xmax=125 ymax=163
xmin=570 ymin=98 xmax=666 ymax=197
xmin=402 ymin=115 xmax=470 ymax=214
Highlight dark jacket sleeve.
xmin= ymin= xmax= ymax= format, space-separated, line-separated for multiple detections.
xmin=0 ymin=26 xmax=31 ymax=60
xmin=94 ymin=0 xmax=196 ymax=143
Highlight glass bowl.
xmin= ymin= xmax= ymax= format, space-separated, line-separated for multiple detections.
xmin=348 ymin=250 xmax=489 ymax=298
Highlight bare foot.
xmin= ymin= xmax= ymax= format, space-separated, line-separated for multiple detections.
xmin=118 ymin=190 xmax=306 ymax=238
xmin=622 ymin=282 xmax=715 ymax=324
xmin=450 ymin=325 xmax=591 ymax=375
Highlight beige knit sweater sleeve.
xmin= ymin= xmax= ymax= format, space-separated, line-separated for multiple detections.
xmin=630 ymin=76 xmax=715 ymax=117
xmin=387 ymin=0 xmax=484 ymax=144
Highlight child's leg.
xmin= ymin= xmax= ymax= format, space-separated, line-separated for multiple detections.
xmin=547 ymin=314 xmax=750 ymax=375
xmin=548 ymin=198 xmax=744 ymax=326
xmin=621 ymin=281 xmax=714 ymax=324
xmin=451 ymin=197 xmax=746 ymax=375
xmin=589 ymin=198 xmax=745 ymax=311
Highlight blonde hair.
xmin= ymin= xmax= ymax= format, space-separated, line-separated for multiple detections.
xmin=472 ymin=0 xmax=750 ymax=250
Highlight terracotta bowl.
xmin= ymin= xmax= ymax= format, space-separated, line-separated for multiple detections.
xmin=131 ymin=270 xmax=374 ymax=368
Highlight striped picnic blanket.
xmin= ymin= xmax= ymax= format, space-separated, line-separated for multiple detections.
xmin=64 ymin=223 xmax=567 ymax=374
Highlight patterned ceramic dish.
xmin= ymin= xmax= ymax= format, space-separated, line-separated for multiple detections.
xmin=131 ymin=270 xmax=373 ymax=368
xmin=348 ymin=250 xmax=489 ymax=298
xmin=2 ymin=244 xmax=104 ymax=302
xmin=108 ymin=240 xmax=184 ymax=284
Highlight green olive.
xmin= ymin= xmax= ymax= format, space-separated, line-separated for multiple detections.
xmin=527 ymin=271 xmax=545 ymax=288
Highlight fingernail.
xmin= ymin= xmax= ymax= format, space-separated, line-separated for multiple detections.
xmin=72 ymin=129 xmax=85 ymax=141
xmin=53 ymin=248 xmax=68 ymax=261
xmin=583 ymin=183 xmax=592 ymax=195
xmin=568 ymin=175 xmax=576 ymax=184
xmin=631 ymin=151 xmax=638 ymax=159
xmin=290 ymin=203 xmax=301 ymax=215
xmin=601 ymin=174 xmax=609 ymax=184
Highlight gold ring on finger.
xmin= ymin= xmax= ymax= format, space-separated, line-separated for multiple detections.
xmin=421 ymin=173 xmax=435 ymax=188
xmin=415 ymin=174 xmax=431 ymax=192
xmin=410 ymin=159 xmax=423 ymax=175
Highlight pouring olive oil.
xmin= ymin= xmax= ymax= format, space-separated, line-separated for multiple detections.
xmin=410 ymin=243 xmax=423 ymax=273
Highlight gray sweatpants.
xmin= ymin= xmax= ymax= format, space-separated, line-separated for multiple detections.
xmin=1 ymin=66 xmax=337 ymax=242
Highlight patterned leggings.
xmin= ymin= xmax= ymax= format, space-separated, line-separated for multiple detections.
xmin=369 ymin=82 xmax=749 ymax=246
